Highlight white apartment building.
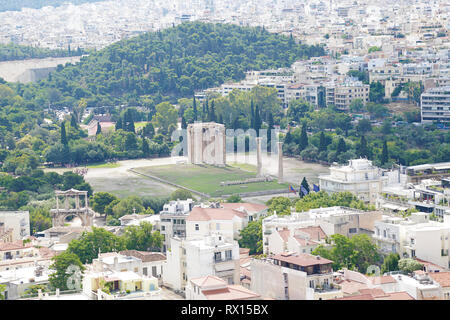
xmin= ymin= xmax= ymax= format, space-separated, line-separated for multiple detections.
xmin=0 ymin=211 xmax=30 ymax=241
xmin=319 ymin=159 xmax=389 ymax=204
xmin=263 ymin=206 xmax=382 ymax=255
xmin=186 ymin=206 xmax=248 ymax=242
xmin=159 ymin=199 xmax=194 ymax=252
xmin=250 ymin=252 xmax=343 ymax=300
xmin=421 ymin=85 xmax=450 ymax=123
xmin=374 ymin=212 xmax=450 ymax=269
xmin=163 ymin=234 xmax=240 ymax=292
xmin=325 ymin=80 xmax=370 ymax=111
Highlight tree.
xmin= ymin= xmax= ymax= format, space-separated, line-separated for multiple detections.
xmin=318 ymin=131 xmax=327 ymax=152
xmin=115 ymin=117 xmax=123 ymax=131
xmin=254 ymin=105 xmax=262 ymax=135
xmin=209 ymin=100 xmax=216 ymax=122
xmin=67 ymin=227 xmax=126 ymax=264
xmin=62 ymin=171 xmax=84 ymax=190
xmin=152 ymin=102 xmax=178 ymax=135
xmin=142 ymin=138 xmax=150 ymax=157
xmin=70 ymin=114 xmax=78 ymax=129
xmin=266 ymin=196 xmax=292 ymax=215
xmin=398 ymin=258 xmax=423 ymax=273
xmin=0 ymin=284 xmax=5 ymax=300
xmin=284 ymin=130 xmax=293 ymax=144
xmin=123 ymin=221 xmax=163 ymax=251
xmin=381 ymin=253 xmax=400 ymax=274
xmin=91 ymin=192 xmax=118 ymax=215
xmin=357 ymin=135 xmax=370 ymax=159
xmin=181 ymin=116 xmax=187 ymax=129
xmin=226 ymin=194 xmax=242 ymax=203
xmin=110 ymin=196 xmax=145 ymax=218
xmin=300 ymin=177 xmax=310 ymax=198
xmin=336 ymin=138 xmax=347 ymax=156
xmin=381 ymin=140 xmax=389 ymax=165
xmin=60 ymin=122 xmax=68 ymax=145
xmin=356 ymin=119 xmax=372 ymax=134
xmin=170 ymin=189 xmax=193 ymax=201
xmin=267 ymin=112 xmax=274 ymax=152
xmin=48 ymin=251 xmax=85 ymax=291
xmin=349 ymin=98 xmax=364 ymax=113
xmin=299 ymin=123 xmax=308 ymax=151
xmin=142 ymin=122 xmax=155 ymax=138
xmin=96 ymin=122 xmax=102 ymax=135
xmin=193 ymin=95 xmax=198 ymax=121
xmin=238 ymin=219 xmax=262 ymax=255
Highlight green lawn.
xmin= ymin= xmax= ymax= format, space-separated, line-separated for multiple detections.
xmin=135 ymin=164 xmax=291 ymax=197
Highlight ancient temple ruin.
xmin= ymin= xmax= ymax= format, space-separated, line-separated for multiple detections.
xmin=187 ymin=122 xmax=226 ymax=167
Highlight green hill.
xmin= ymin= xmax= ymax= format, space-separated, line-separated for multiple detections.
xmin=32 ymin=22 xmax=325 ymax=107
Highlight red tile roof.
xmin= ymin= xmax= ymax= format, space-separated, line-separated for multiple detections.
xmin=277 ymin=228 xmax=290 ymax=242
xmin=333 ymin=294 xmax=374 ymax=300
xmin=272 ymin=253 xmax=333 ymax=267
xmin=386 ymin=292 xmax=414 ymax=300
xmin=187 ymin=207 xmax=247 ymax=221
xmin=296 ymin=226 xmax=327 ymax=241
xmin=202 ymin=285 xmax=260 ymax=300
xmin=371 ymin=275 xmax=397 ymax=285
xmin=429 ymin=272 xmax=450 ymax=288
xmin=359 ymin=288 xmax=388 ymax=298
xmin=337 ymin=279 xmax=369 ymax=295
xmin=0 ymin=240 xmax=33 ymax=251
xmin=190 ymin=275 xmax=227 ymax=288
xmin=221 ymin=203 xmax=268 ymax=212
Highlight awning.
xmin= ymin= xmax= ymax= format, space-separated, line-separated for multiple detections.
xmin=382 ymin=203 xmax=408 ymax=211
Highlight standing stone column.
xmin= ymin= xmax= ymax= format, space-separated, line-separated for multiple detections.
xmin=278 ymin=142 xmax=284 ymax=184
xmin=256 ymin=137 xmax=262 ymax=177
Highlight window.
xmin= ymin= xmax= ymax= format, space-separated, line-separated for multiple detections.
xmin=152 ymin=266 xmax=157 ymax=277
xmin=411 ymin=250 xmax=416 ymax=258
xmin=309 ymin=280 xmax=315 ymax=288
xmin=143 ymin=267 xmax=148 ymax=276
xmin=383 ymin=230 xmax=387 ymax=238
xmin=214 ymin=252 xmax=222 ymax=262
xmin=161 ymin=226 xmax=165 ymax=231
xmin=225 ymin=250 xmax=232 ymax=260
xmin=195 ymin=224 xmax=199 ymax=231
xmin=349 ymin=228 xmax=357 ymax=234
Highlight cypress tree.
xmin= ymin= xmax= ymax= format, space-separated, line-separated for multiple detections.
xmin=181 ymin=116 xmax=187 ymax=129
xmin=115 ymin=117 xmax=123 ymax=131
xmin=193 ymin=96 xmax=198 ymax=121
xmin=284 ymin=130 xmax=293 ymax=144
xmin=142 ymin=138 xmax=150 ymax=157
xmin=336 ymin=137 xmax=347 ymax=155
xmin=357 ymin=135 xmax=369 ymax=158
xmin=96 ymin=122 xmax=102 ymax=135
xmin=210 ymin=100 xmax=216 ymax=122
xmin=319 ymin=131 xmax=327 ymax=152
xmin=204 ymin=100 xmax=209 ymax=122
xmin=250 ymin=99 xmax=255 ymax=129
xmin=218 ymin=113 xmax=223 ymax=125
xmin=381 ymin=140 xmax=389 ymax=165
xmin=267 ymin=113 xmax=274 ymax=152
xmin=70 ymin=113 xmax=78 ymax=129
xmin=254 ymin=105 xmax=262 ymax=136
xmin=61 ymin=122 xmax=68 ymax=145
xmin=300 ymin=177 xmax=310 ymax=198
xmin=299 ymin=123 xmax=308 ymax=151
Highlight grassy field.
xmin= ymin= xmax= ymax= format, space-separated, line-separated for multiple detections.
xmin=135 ymin=164 xmax=291 ymax=197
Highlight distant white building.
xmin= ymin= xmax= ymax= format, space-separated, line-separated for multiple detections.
xmin=0 ymin=211 xmax=30 ymax=241
xmin=421 ymin=86 xmax=450 ymax=123
xmin=186 ymin=275 xmax=260 ymax=300
xmin=319 ymin=159 xmax=398 ymax=204
xmin=159 ymin=199 xmax=194 ymax=252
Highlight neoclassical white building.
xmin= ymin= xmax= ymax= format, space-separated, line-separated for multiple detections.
xmin=319 ymin=159 xmax=398 ymax=204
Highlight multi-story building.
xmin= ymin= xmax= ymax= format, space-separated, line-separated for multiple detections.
xmin=421 ymin=86 xmax=450 ymax=123
xmin=374 ymin=212 xmax=450 ymax=269
xmin=319 ymin=159 xmax=390 ymax=204
xmin=159 ymin=199 xmax=194 ymax=251
xmin=185 ymin=275 xmax=260 ymax=300
xmin=163 ymin=233 xmax=240 ymax=292
xmin=250 ymin=252 xmax=343 ymax=300
xmin=0 ymin=211 xmax=30 ymax=241
xmin=325 ymin=80 xmax=370 ymax=111
xmin=263 ymin=206 xmax=381 ymax=255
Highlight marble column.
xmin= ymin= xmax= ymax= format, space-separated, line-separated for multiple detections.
xmin=278 ymin=142 xmax=284 ymax=184
xmin=256 ymin=137 xmax=262 ymax=177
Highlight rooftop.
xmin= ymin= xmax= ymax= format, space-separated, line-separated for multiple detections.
xmin=272 ymin=252 xmax=333 ymax=267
